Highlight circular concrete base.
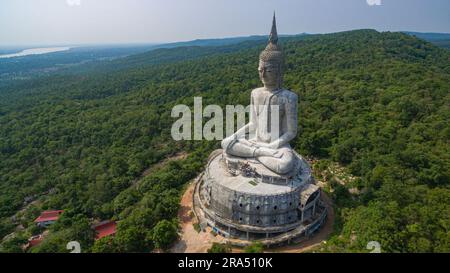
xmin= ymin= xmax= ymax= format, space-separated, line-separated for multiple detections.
xmin=193 ymin=150 xmax=328 ymax=247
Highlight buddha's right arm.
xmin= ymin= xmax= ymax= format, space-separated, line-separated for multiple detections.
xmin=222 ymin=122 xmax=254 ymax=152
xmin=226 ymin=96 xmax=257 ymax=140
xmin=231 ymin=122 xmax=254 ymax=139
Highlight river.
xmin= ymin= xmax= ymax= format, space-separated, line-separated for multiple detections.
xmin=0 ymin=47 xmax=71 ymax=58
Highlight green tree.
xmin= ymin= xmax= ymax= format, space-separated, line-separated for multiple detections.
xmin=243 ymin=242 xmax=264 ymax=253
xmin=92 ymin=236 xmax=119 ymax=253
xmin=207 ymin=243 xmax=232 ymax=253
xmin=151 ymin=219 xmax=179 ymax=251
xmin=0 ymin=234 xmax=28 ymax=253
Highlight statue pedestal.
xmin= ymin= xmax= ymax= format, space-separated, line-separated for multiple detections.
xmin=194 ymin=149 xmax=327 ymax=246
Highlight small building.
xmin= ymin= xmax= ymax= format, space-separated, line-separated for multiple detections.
xmin=93 ymin=220 xmax=117 ymax=240
xmin=22 ymin=233 xmax=46 ymax=251
xmin=28 ymin=234 xmax=44 ymax=247
xmin=34 ymin=210 xmax=64 ymax=227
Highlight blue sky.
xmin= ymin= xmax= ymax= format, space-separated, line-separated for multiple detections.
xmin=0 ymin=0 xmax=449 ymax=46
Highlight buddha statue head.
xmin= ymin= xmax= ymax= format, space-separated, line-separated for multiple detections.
xmin=259 ymin=13 xmax=284 ymax=90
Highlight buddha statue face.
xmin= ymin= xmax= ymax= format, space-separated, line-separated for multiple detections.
xmin=258 ymin=60 xmax=282 ymax=90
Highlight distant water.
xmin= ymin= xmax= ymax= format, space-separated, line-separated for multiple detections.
xmin=0 ymin=47 xmax=71 ymax=58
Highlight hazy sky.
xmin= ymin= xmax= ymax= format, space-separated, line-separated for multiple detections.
xmin=1 ymin=0 xmax=449 ymax=46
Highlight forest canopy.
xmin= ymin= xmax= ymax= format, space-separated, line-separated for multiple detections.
xmin=0 ymin=29 xmax=448 ymax=252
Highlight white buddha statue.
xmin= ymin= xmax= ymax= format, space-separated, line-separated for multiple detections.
xmin=221 ymin=14 xmax=298 ymax=175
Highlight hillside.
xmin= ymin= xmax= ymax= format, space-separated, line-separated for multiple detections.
xmin=404 ymin=32 xmax=450 ymax=49
xmin=0 ymin=29 xmax=448 ymax=253
xmin=1 ymin=31 xmax=446 ymax=84
xmin=0 ymin=34 xmax=307 ymax=83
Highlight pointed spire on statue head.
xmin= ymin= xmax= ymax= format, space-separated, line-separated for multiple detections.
xmin=259 ymin=12 xmax=283 ymax=66
xmin=269 ymin=12 xmax=278 ymax=45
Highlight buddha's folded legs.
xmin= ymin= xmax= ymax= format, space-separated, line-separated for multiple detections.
xmin=222 ymin=137 xmax=296 ymax=174
xmin=257 ymin=147 xmax=295 ymax=174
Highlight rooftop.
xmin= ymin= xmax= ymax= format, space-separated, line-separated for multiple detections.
xmin=94 ymin=220 xmax=117 ymax=240
xmin=34 ymin=210 xmax=64 ymax=223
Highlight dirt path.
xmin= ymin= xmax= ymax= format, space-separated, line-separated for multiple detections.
xmin=170 ymin=179 xmax=335 ymax=253
xmin=170 ymin=181 xmax=225 ymax=253
xmin=131 ymin=152 xmax=188 ymax=187
xmin=143 ymin=152 xmax=187 ymax=176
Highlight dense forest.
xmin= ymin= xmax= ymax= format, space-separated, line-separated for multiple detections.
xmin=0 ymin=29 xmax=448 ymax=252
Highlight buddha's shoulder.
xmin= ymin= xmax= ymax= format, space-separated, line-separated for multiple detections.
xmin=251 ymin=87 xmax=265 ymax=95
xmin=278 ymin=89 xmax=298 ymax=101
xmin=251 ymin=88 xmax=297 ymax=97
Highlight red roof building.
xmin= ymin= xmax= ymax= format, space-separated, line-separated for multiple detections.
xmin=28 ymin=234 xmax=44 ymax=247
xmin=23 ymin=233 xmax=46 ymax=251
xmin=34 ymin=210 xmax=64 ymax=227
xmin=93 ymin=220 xmax=117 ymax=240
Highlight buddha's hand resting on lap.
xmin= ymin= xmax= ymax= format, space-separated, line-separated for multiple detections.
xmin=255 ymin=147 xmax=283 ymax=158
xmin=250 ymin=140 xmax=279 ymax=150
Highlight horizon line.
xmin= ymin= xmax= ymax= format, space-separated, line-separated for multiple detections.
xmin=1 ymin=29 xmax=449 ymax=48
